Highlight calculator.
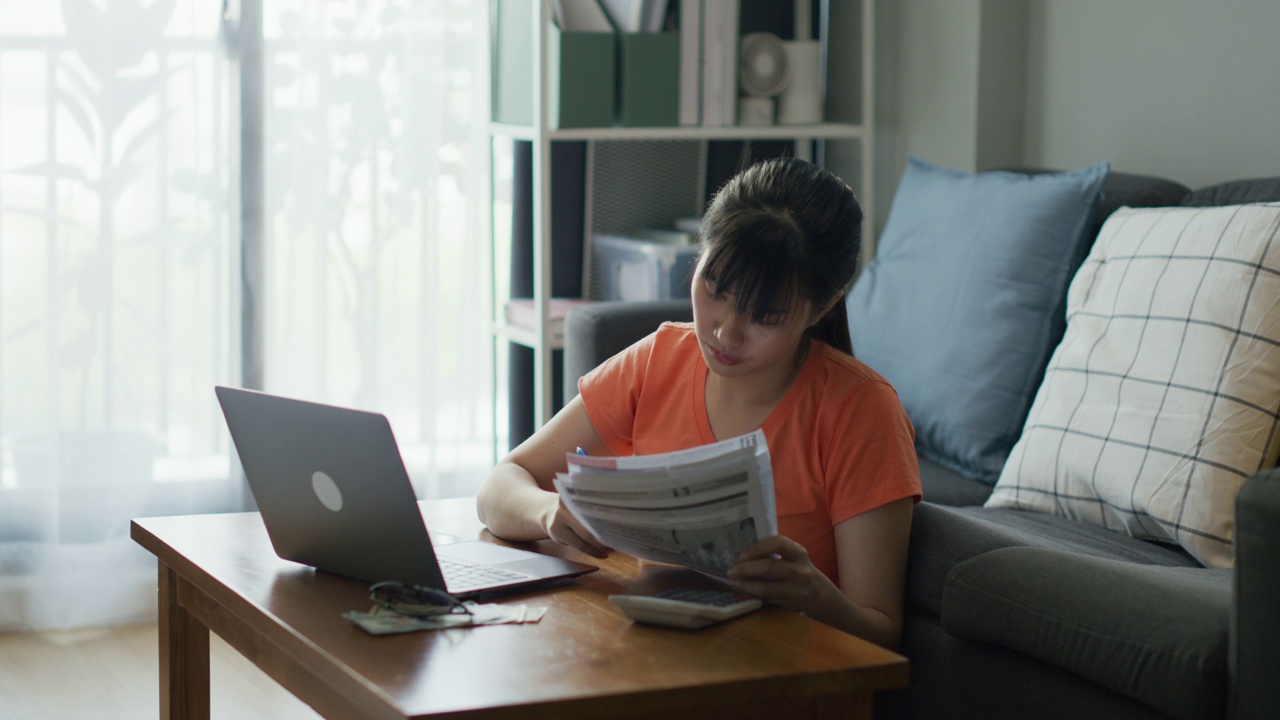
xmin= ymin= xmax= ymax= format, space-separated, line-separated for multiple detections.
xmin=609 ymin=587 xmax=763 ymax=629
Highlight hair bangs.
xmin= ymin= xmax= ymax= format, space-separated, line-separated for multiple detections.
xmin=699 ymin=211 xmax=808 ymax=324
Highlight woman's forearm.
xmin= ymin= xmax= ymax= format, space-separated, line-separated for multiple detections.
xmin=804 ymin=573 xmax=902 ymax=650
xmin=475 ymin=461 xmax=559 ymax=542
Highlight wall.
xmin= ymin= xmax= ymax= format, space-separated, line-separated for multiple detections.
xmin=893 ymin=1 xmax=983 ymax=173
xmin=872 ymin=0 xmax=1280 ymax=230
xmin=1024 ymin=0 xmax=1280 ymax=188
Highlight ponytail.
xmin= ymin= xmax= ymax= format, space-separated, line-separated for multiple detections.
xmin=809 ymin=297 xmax=853 ymax=356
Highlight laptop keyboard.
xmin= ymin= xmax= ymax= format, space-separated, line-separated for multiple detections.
xmin=438 ymin=557 xmax=526 ymax=592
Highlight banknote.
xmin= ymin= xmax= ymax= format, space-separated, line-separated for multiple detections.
xmin=345 ymin=602 xmax=546 ymax=635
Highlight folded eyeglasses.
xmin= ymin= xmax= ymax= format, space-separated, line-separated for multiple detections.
xmin=368 ymin=581 xmax=470 ymax=618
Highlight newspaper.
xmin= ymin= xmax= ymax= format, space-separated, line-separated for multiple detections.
xmin=553 ymin=430 xmax=776 ymax=577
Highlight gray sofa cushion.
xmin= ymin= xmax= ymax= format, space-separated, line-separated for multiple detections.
xmin=562 ymin=299 xmax=692 ymax=401
xmin=1092 ymin=171 xmax=1191 ymax=230
xmin=918 ymin=457 xmax=992 ymax=506
xmin=1181 ymin=175 xmax=1280 ymax=207
xmin=905 ymin=503 xmax=1200 ymax=615
xmin=942 ymin=547 xmax=1230 ymax=720
xmin=1233 ymin=468 xmax=1280 ymax=720
xmin=880 ymin=607 xmax=1180 ymax=720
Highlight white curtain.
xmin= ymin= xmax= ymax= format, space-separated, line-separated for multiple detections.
xmin=0 ymin=0 xmax=494 ymax=631
xmin=260 ymin=0 xmax=493 ymax=500
xmin=0 ymin=0 xmax=239 ymax=631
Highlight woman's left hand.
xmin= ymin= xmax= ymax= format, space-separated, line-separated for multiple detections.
xmin=726 ymin=535 xmax=823 ymax=614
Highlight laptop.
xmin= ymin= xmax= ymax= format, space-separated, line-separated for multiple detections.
xmin=215 ymin=386 xmax=597 ymax=597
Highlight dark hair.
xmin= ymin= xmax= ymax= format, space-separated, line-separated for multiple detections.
xmin=697 ymin=157 xmax=862 ymax=355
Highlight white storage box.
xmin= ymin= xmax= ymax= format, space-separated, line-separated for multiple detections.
xmin=592 ymin=234 xmax=700 ymax=301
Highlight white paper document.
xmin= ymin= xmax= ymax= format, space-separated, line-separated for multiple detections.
xmin=554 ymin=430 xmax=777 ymax=577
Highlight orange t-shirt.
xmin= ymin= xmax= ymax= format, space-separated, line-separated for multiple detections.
xmin=578 ymin=322 xmax=922 ymax=583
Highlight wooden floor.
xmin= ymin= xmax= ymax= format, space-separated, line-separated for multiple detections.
xmin=0 ymin=623 xmax=322 ymax=720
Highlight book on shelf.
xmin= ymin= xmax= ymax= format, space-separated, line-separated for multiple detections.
xmin=719 ymin=0 xmax=740 ymax=126
xmin=599 ymin=0 xmax=671 ymax=33
xmin=504 ymin=298 xmax=597 ymax=342
xmin=556 ymin=0 xmax=615 ymax=31
xmin=678 ymin=0 xmax=702 ymax=126
xmin=699 ymin=0 xmax=740 ymax=127
xmin=700 ymin=0 xmax=721 ymax=127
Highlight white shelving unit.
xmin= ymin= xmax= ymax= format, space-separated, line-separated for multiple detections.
xmin=491 ymin=0 xmax=876 ymax=432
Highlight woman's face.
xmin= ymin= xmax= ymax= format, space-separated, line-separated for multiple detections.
xmin=690 ymin=257 xmax=817 ymax=385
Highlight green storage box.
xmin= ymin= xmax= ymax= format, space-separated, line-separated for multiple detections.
xmin=492 ymin=0 xmax=616 ymax=130
xmin=616 ymin=31 xmax=679 ymax=127
xmin=548 ymin=20 xmax=615 ymax=129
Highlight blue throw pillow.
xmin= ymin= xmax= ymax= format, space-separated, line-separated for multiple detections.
xmin=847 ymin=157 xmax=1109 ymax=484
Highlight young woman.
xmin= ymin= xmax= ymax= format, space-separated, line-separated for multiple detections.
xmin=477 ymin=157 xmax=920 ymax=649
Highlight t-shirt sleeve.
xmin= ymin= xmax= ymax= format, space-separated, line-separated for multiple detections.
xmin=577 ymin=328 xmax=660 ymax=456
xmin=824 ymin=379 xmax=922 ymax=526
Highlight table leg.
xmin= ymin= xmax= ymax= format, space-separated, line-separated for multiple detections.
xmin=158 ymin=561 xmax=210 ymax=720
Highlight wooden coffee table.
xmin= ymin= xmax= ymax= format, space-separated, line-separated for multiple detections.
xmin=131 ymin=498 xmax=908 ymax=720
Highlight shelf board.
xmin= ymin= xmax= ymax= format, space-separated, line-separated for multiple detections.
xmin=492 ymin=322 xmax=565 ymax=351
xmin=489 ymin=122 xmax=866 ymax=142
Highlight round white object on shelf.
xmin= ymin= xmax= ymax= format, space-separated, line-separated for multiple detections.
xmin=739 ymin=32 xmax=791 ymax=98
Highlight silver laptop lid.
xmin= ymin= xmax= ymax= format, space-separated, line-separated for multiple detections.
xmin=215 ymin=386 xmax=448 ymax=589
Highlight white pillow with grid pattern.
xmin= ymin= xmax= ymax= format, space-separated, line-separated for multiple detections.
xmin=986 ymin=202 xmax=1280 ymax=568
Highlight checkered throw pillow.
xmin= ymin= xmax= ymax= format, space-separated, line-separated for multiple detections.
xmin=986 ymin=202 xmax=1280 ymax=568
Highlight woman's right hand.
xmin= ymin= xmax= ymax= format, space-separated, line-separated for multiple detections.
xmin=543 ymin=497 xmax=611 ymax=559
xmin=477 ymin=395 xmax=613 ymax=558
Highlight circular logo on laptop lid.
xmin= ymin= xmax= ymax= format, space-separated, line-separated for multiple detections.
xmin=311 ymin=471 xmax=344 ymax=512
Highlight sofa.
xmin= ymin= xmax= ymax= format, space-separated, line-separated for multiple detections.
xmin=561 ymin=164 xmax=1280 ymax=720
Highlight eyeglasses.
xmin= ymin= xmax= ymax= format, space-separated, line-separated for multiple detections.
xmin=368 ymin=581 xmax=470 ymax=618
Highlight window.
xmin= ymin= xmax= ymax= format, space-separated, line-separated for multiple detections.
xmin=0 ymin=0 xmax=492 ymax=631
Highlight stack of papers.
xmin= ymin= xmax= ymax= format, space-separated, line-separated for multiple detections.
xmin=554 ymin=430 xmax=776 ymax=577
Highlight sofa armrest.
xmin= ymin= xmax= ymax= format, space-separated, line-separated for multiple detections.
xmin=1232 ymin=467 xmax=1280 ymax=720
xmin=942 ymin=546 xmax=1229 ymax=720
xmin=562 ymin=300 xmax=693 ymax=401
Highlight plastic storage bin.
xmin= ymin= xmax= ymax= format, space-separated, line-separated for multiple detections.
xmin=592 ymin=234 xmax=700 ymax=301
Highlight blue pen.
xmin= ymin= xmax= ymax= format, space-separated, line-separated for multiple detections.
xmin=576 ymin=447 xmax=588 ymax=456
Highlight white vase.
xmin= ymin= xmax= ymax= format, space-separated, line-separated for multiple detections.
xmin=777 ymin=40 xmax=822 ymax=125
